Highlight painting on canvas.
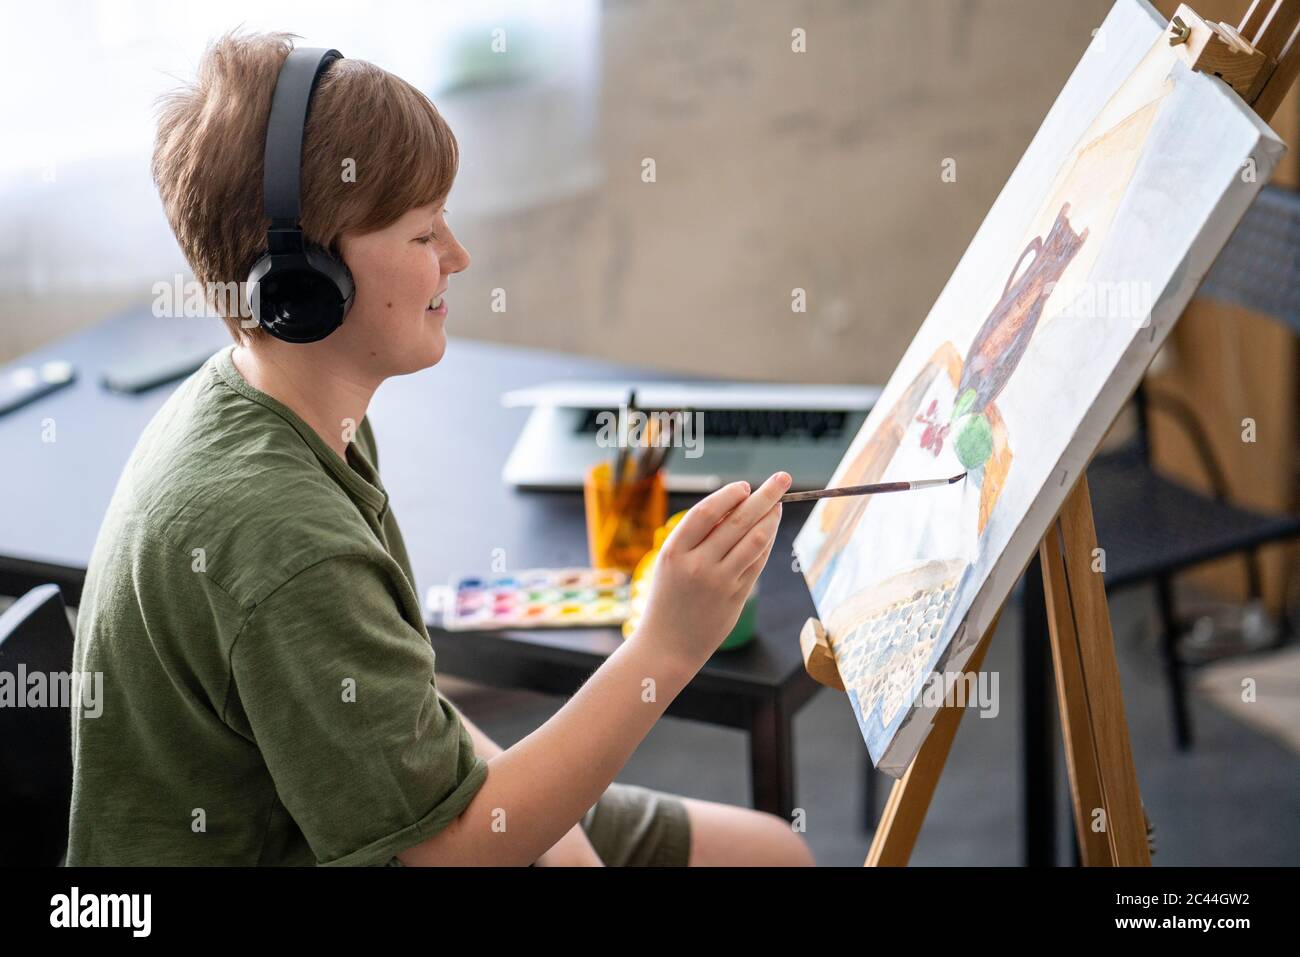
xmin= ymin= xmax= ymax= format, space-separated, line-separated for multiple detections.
xmin=792 ymin=0 xmax=1285 ymax=776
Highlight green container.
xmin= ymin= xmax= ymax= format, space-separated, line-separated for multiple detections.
xmin=717 ymin=589 xmax=759 ymax=651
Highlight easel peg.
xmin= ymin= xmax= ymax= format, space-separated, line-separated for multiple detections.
xmin=800 ymin=617 xmax=844 ymax=691
xmin=1168 ymin=4 xmax=1272 ymax=100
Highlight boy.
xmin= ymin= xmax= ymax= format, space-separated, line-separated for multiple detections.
xmin=67 ymin=32 xmax=812 ymax=867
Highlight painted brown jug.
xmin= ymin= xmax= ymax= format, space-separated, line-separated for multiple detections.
xmin=948 ymin=201 xmax=1088 ymax=469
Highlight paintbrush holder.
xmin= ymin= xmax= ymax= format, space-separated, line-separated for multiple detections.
xmin=584 ymin=461 xmax=667 ymax=572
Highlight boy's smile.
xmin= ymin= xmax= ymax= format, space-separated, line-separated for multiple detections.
xmin=428 ymin=288 xmax=447 ymax=316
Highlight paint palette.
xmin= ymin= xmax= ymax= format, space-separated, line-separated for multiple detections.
xmin=427 ymin=568 xmax=632 ymax=631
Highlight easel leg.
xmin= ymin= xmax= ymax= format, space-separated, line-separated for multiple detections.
xmin=865 ymin=616 xmax=997 ymax=866
xmin=1039 ymin=477 xmax=1151 ymax=866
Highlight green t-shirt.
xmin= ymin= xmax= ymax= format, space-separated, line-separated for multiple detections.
xmin=67 ymin=345 xmax=487 ymax=866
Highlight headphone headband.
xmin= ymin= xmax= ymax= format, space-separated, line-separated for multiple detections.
xmin=262 ymin=47 xmax=343 ymax=244
xmin=245 ymin=45 xmax=354 ymax=343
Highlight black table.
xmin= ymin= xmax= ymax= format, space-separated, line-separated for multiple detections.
xmin=1 ymin=308 xmax=823 ymax=818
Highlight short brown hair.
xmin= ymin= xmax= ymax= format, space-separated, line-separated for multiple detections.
xmin=152 ymin=31 xmax=459 ymax=342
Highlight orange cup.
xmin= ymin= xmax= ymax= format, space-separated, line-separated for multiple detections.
xmin=584 ymin=461 xmax=668 ymax=571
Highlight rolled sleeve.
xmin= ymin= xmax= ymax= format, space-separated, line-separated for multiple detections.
xmin=227 ymin=554 xmax=487 ymax=866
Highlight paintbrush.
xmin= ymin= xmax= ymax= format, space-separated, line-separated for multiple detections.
xmin=612 ymin=388 xmax=637 ymax=488
xmin=636 ymin=413 xmax=659 ymax=481
xmin=779 ymin=472 xmax=967 ymax=503
xmin=601 ymin=389 xmax=645 ymax=559
xmin=641 ymin=409 xmax=676 ymax=478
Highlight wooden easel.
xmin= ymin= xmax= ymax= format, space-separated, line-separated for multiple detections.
xmin=800 ymin=0 xmax=1300 ymax=867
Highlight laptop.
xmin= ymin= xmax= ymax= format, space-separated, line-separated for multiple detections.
xmin=502 ymin=380 xmax=880 ymax=492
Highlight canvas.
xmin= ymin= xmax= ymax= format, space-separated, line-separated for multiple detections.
xmin=792 ymin=0 xmax=1285 ymax=777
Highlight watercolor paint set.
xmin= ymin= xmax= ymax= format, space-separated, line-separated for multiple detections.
xmin=427 ymin=568 xmax=632 ymax=631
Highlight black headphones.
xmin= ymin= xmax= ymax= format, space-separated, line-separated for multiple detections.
xmin=245 ymin=47 xmax=355 ymax=343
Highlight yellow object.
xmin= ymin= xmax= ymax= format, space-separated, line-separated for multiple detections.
xmin=622 ymin=508 xmax=758 ymax=650
xmin=622 ymin=510 xmax=690 ymax=640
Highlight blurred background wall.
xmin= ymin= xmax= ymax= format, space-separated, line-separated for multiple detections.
xmin=2 ymin=0 xmax=1115 ymax=386
xmin=455 ymin=0 xmax=1116 ymax=385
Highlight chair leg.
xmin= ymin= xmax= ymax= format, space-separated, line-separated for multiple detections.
xmin=1154 ymin=575 xmax=1193 ymax=750
xmin=1278 ymin=600 xmax=1296 ymax=646
xmin=1242 ymin=547 xmax=1265 ymax=605
xmin=1022 ymin=555 xmax=1056 ymax=866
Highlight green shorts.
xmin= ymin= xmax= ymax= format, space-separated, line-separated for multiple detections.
xmin=579 ymin=782 xmax=691 ymax=867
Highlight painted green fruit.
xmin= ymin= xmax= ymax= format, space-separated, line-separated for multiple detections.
xmin=954 ymin=413 xmax=993 ymax=470
xmin=951 ymin=388 xmax=978 ymax=422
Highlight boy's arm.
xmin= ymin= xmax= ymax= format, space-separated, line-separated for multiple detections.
xmin=452 ymin=706 xmax=603 ymax=866
xmin=399 ymin=635 xmax=694 ymax=866
xmin=450 ymin=706 xmax=500 ymax=760
xmin=396 ymin=474 xmax=787 ymax=867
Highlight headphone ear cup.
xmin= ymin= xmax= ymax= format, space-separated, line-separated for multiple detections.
xmin=246 ymin=246 xmax=353 ymax=343
xmin=304 ymin=244 xmax=355 ymax=315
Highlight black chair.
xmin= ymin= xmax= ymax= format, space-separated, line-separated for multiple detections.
xmin=0 ymin=584 xmax=75 ymax=865
xmin=1015 ymin=383 xmax=1300 ymax=864
xmin=1087 ymin=384 xmax=1300 ymax=750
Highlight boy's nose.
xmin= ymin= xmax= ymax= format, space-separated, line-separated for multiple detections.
xmin=444 ymin=240 xmax=471 ymax=274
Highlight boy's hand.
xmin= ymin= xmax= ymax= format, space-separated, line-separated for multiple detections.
xmin=631 ymin=472 xmax=791 ymax=670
